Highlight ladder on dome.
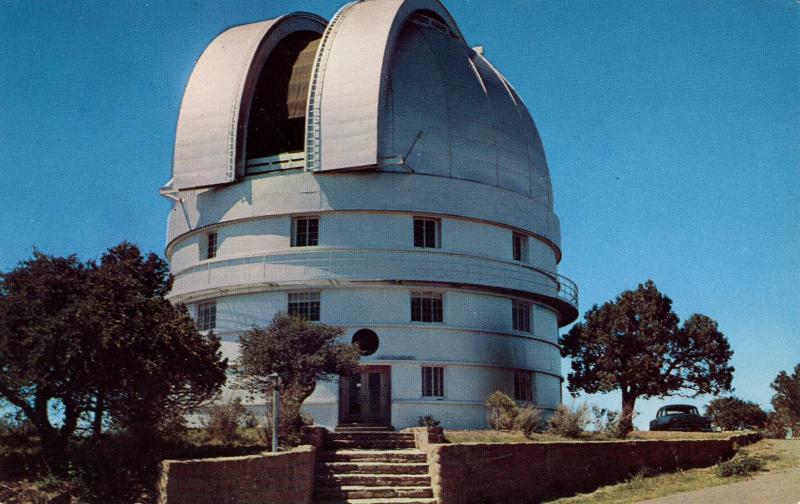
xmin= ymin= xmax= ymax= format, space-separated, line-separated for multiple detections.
xmin=305 ymin=1 xmax=360 ymax=172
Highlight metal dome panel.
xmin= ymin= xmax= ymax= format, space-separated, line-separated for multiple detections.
xmin=306 ymin=0 xmax=553 ymax=204
xmin=306 ymin=0 xmax=464 ymax=172
xmin=172 ymin=13 xmax=325 ymax=190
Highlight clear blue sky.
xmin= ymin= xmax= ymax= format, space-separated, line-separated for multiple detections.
xmin=1 ymin=1 xmax=798 ymax=429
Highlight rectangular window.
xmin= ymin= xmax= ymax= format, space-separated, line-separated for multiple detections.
xmin=422 ymin=366 xmax=444 ymax=397
xmin=197 ymin=300 xmax=217 ymax=331
xmin=512 ymin=300 xmax=532 ymax=333
xmin=411 ymin=292 xmax=443 ymax=323
xmin=292 ymin=217 xmax=319 ymax=247
xmin=413 ymin=217 xmax=439 ymax=248
xmin=514 ymin=370 xmax=533 ymax=402
xmin=512 ymin=232 xmax=527 ymax=262
xmin=288 ymin=291 xmax=320 ymax=321
xmin=206 ymin=231 xmax=218 ymax=260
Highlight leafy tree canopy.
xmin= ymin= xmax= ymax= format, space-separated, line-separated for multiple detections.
xmin=705 ymin=396 xmax=767 ymax=430
xmin=770 ymin=363 xmax=800 ymax=436
xmin=0 ymin=243 xmax=227 ymax=447
xmin=234 ymin=313 xmax=360 ymax=433
xmin=560 ymin=280 xmax=734 ymax=434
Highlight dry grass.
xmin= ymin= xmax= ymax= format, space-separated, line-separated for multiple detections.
xmin=543 ymin=439 xmax=800 ymax=504
xmin=444 ymin=429 xmax=739 ymax=444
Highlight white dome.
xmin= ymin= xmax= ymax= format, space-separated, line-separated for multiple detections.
xmin=170 ymin=0 xmax=554 ymax=209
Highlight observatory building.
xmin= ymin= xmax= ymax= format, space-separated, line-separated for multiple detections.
xmin=162 ymin=0 xmax=578 ymax=429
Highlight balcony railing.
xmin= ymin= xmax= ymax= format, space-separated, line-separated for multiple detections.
xmin=171 ymin=248 xmax=578 ymax=319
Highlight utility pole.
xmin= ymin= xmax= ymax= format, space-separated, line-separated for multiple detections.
xmin=270 ymin=372 xmax=280 ymax=452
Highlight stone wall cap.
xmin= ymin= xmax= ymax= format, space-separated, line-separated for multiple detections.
xmin=162 ymin=444 xmax=314 ymax=465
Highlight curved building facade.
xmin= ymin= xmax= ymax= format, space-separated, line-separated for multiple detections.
xmin=163 ymin=0 xmax=578 ymax=429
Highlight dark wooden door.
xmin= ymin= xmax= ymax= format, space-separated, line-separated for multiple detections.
xmin=339 ymin=366 xmax=391 ymax=425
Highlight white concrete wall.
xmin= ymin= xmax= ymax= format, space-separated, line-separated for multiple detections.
xmin=169 ymin=173 xmax=573 ymax=430
xmin=200 ymin=286 xmax=561 ymax=430
xmin=166 ymin=172 xmax=562 ymax=252
xmin=169 ymin=212 xmax=557 ymax=275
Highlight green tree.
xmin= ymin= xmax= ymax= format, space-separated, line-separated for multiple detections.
xmin=705 ymin=396 xmax=767 ymax=431
xmin=485 ymin=391 xmax=519 ymax=431
xmin=80 ymin=243 xmax=227 ymax=435
xmin=0 ymin=252 xmax=89 ymax=447
xmin=770 ymin=363 xmax=800 ymax=437
xmin=560 ymin=280 xmax=734 ymax=435
xmin=235 ymin=313 xmax=361 ymax=440
xmin=0 ymin=243 xmax=227 ymax=449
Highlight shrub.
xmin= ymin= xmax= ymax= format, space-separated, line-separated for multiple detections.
xmin=486 ymin=391 xmax=519 ymax=431
xmin=548 ymin=403 xmax=589 ymax=438
xmin=203 ymin=398 xmax=247 ymax=443
xmin=253 ymin=400 xmax=313 ymax=448
xmin=418 ymin=415 xmax=441 ymax=428
xmin=591 ymin=405 xmax=627 ymax=438
xmin=705 ymin=396 xmax=767 ymax=430
xmin=761 ymin=411 xmax=789 ymax=439
xmin=243 ymin=411 xmax=259 ymax=429
xmin=715 ymin=452 xmax=764 ymax=477
xmin=65 ymin=432 xmax=172 ymax=504
xmin=514 ymin=406 xmax=544 ymax=438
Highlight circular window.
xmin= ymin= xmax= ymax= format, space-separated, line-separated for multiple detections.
xmin=351 ymin=329 xmax=379 ymax=356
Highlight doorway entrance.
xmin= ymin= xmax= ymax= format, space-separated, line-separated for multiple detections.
xmin=339 ymin=366 xmax=391 ymax=425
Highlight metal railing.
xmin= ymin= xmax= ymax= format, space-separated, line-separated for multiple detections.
xmin=172 ymin=248 xmax=578 ymax=309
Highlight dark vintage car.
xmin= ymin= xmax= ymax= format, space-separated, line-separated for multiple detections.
xmin=649 ymin=404 xmax=713 ymax=431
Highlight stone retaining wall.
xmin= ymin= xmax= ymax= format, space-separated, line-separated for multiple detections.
xmin=425 ymin=433 xmax=760 ymax=504
xmin=158 ymin=445 xmax=315 ymax=504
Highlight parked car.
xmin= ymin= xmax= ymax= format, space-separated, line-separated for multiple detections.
xmin=649 ymin=404 xmax=712 ymax=431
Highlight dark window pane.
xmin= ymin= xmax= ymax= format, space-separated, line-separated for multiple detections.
xmin=414 ymin=218 xmax=438 ymax=248
xmin=197 ymin=301 xmax=216 ymax=331
xmin=412 ymin=293 xmax=443 ymax=323
xmin=422 ymin=366 xmax=444 ymax=397
xmin=432 ymin=298 xmax=442 ymax=322
xmin=512 ymin=301 xmax=531 ymax=332
xmin=293 ymin=217 xmax=319 ymax=247
xmin=308 ymin=218 xmax=319 ymax=246
xmin=288 ymin=292 xmax=320 ymax=321
xmin=424 ymin=220 xmax=436 ymax=247
xmin=296 ymin=219 xmax=307 ymax=246
xmin=414 ymin=219 xmax=425 ymax=247
xmin=207 ymin=232 xmax=218 ymax=259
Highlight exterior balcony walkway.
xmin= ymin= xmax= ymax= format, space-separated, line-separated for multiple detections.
xmin=170 ymin=247 xmax=578 ymax=324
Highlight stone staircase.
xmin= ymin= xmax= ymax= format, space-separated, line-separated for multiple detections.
xmin=313 ymin=427 xmax=436 ymax=504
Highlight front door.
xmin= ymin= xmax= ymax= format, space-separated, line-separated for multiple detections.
xmin=339 ymin=366 xmax=391 ymax=425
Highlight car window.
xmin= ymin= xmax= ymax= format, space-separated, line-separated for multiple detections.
xmin=662 ymin=406 xmax=697 ymax=416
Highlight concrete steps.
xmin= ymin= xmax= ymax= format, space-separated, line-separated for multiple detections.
xmin=315 ymin=485 xmax=434 ymax=500
xmin=316 ymin=473 xmax=431 ymax=487
xmin=318 ymin=461 xmax=430 ymax=474
xmin=327 ymin=439 xmax=417 ymax=450
xmin=313 ymin=430 xmax=436 ymax=504
xmin=315 ymin=498 xmax=437 ymax=504
xmin=335 ymin=424 xmax=396 ymax=432
xmin=318 ymin=449 xmax=428 ymax=463
xmin=332 ymin=432 xmax=415 ymax=441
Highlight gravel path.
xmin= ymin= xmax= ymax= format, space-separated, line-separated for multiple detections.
xmin=638 ymin=466 xmax=800 ymax=504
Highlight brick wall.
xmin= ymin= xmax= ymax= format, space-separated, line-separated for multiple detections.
xmin=158 ymin=445 xmax=315 ymax=504
xmin=426 ymin=434 xmax=759 ymax=504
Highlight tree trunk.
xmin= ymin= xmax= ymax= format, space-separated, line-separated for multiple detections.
xmin=92 ymin=392 xmax=105 ymax=437
xmin=620 ymin=390 xmax=637 ymax=436
xmin=31 ymin=392 xmax=56 ymax=438
xmin=60 ymin=397 xmax=80 ymax=438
